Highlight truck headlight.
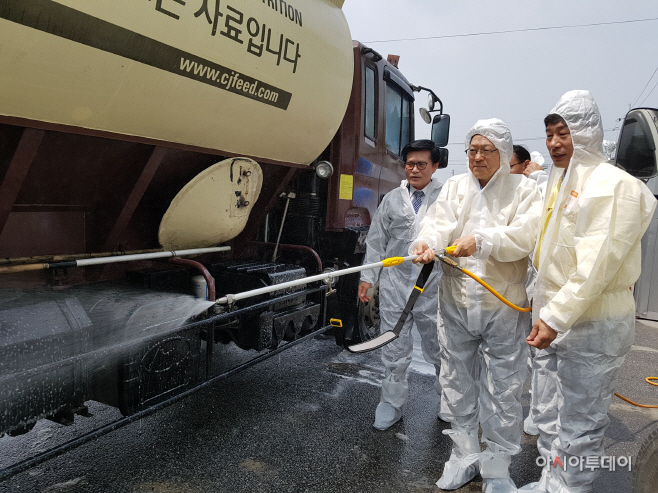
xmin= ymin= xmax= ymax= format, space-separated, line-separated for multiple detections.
xmin=315 ymin=160 xmax=334 ymax=179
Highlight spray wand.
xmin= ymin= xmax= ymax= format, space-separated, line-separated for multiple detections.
xmin=215 ymin=255 xmax=419 ymax=305
xmin=347 ymin=246 xmax=531 ymax=353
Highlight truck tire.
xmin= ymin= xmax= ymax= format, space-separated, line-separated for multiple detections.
xmin=634 ymin=425 xmax=658 ymax=492
xmin=356 ymin=283 xmax=380 ymax=343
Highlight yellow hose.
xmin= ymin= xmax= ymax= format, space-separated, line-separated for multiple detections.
xmin=461 ymin=267 xmax=532 ymax=312
xmin=614 ymin=377 xmax=658 ymax=408
xmin=438 ymin=254 xmax=531 ymax=313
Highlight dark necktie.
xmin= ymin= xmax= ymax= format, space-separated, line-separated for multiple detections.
xmin=412 ymin=190 xmax=424 ymax=214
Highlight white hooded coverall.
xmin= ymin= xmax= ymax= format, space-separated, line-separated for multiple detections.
xmin=413 ymin=119 xmax=542 ymax=481
xmin=526 ymin=90 xmax=657 ymax=492
xmin=360 ymin=178 xmax=443 ymax=412
xmin=528 ymin=151 xmax=549 ymax=197
xmin=524 ymin=150 xmax=549 ymax=437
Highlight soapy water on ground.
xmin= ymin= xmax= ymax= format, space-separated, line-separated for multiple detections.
xmin=327 ymin=329 xmax=437 ymax=384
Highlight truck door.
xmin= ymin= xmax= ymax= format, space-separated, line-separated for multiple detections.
xmin=614 ymin=108 xmax=658 ymax=319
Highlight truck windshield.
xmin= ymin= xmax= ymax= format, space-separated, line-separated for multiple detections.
xmin=616 ymin=108 xmax=658 ymax=179
xmin=385 ymin=82 xmax=412 ymax=157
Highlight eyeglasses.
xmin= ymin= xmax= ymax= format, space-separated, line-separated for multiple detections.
xmin=404 ymin=161 xmax=429 ymax=170
xmin=510 ymin=161 xmax=524 ymax=167
xmin=466 ymin=148 xmax=498 ymax=157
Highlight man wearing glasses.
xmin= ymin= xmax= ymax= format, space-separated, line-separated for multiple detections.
xmin=413 ymin=119 xmax=542 ymax=492
xmin=510 ymin=145 xmax=548 ymax=195
xmin=358 ymin=139 xmax=444 ymax=431
xmin=510 ymin=145 xmax=532 ymax=174
xmin=510 ymin=144 xmax=547 ymax=438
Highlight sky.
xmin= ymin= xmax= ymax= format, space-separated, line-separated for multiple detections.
xmin=342 ymin=0 xmax=658 ymax=182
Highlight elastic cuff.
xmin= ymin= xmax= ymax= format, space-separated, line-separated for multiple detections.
xmin=472 ymin=233 xmax=493 ymax=259
xmin=409 ymin=235 xmax=438 ymax=255
xmin=538 ymin=308 xmax=567 ymax=333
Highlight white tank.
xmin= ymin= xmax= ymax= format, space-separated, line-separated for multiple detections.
xmin=158 ymin=157 xmax=263 ymax=250
xmin=0 ymin=0 xmax=353 ymax=165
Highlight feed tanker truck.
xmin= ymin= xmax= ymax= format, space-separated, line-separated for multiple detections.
xmin=0 ymin=0 xmax=450 ymax=440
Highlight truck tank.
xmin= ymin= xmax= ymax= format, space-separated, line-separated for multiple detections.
xmin=0 ymin=0 xmax=353 ymax=166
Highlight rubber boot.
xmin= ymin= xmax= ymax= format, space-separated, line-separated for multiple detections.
xmin=373 ymin=402 xmax=402 ymax=430
xmin=480 ymin=445 xmax=516 ymax=493
xmin=435 ymin=426 xmax=480 ymax=490
xmin=518 ymin=468 xmax=549 ymax=492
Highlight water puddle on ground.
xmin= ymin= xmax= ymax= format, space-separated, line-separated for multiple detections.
xmin=325 ymin=329 xmax=437 ymax=388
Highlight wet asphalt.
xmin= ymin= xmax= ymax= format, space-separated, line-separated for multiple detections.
xmin=1 ymin=321 xmax=657 ymax=493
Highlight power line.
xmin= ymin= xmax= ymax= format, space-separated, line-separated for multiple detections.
xmin=632 ymin=65 xmax=658 ymax=107
xmin=364 ymin=17 xmax=658 ymax=43
xmin=638 ymin=77 xmax=658 ymax=106
xmin=514 ymin=137 xmax=550 ymax=143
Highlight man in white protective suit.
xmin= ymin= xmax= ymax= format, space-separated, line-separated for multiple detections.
xmin=511 ymin=145 xmax=549 ymax=196
xmin=519 ymin=90 xmax=657 ymax=493
xmin=524 ymin=151 xmax=549 ymax=194
xmin=510 ymin=144 xmax=548 ymax=437
xmin=358 ymin=139 xmax=444 ymax=431
xmin=413 ymin=119 xmax=542 ymax=493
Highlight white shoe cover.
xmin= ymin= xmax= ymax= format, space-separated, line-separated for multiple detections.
xmin=373 ymin=402 xmax=402 ymax=430
xmin=518 ymin=469 xmax=549 ymax=492
xmin=479 ymin=448 xmax=511 ymax=479
xmin=436 ymin=452 xmax=479 ymax=490
xmin=483 ymin=477 xmax=518 ymax=493
xmin=523 ymin=414 xmax=539 ymax=436
xmin=436 ymin=427 xmax=480 ymax=490
xmin=521 ymin=470 xmax=592 ymax=493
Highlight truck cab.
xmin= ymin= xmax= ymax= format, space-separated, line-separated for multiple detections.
xmin=271 ymin=42 xmax=448 ymax=344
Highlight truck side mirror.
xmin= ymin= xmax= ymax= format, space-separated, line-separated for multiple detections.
xmin=438 ymin=148 xmax=449 ymax=169
xmin=615 ymin=107 xmax=658 ymax=180
xmin=431 ymin=114 xmax=450 ymax=148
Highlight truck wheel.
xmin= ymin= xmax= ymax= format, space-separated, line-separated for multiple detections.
xmin=356 ymin=283 xmax=380 ymax=342
xmin=634 ymin=425 xmax=658 ymax=492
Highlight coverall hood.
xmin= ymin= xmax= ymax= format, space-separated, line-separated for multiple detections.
xmin=535 ymin=90 xmax=614 ymax=273
xmin=550 ymin=89 xmax=607 ymax=168
xmin=465 ymin=118 xmax=514 ymax=184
